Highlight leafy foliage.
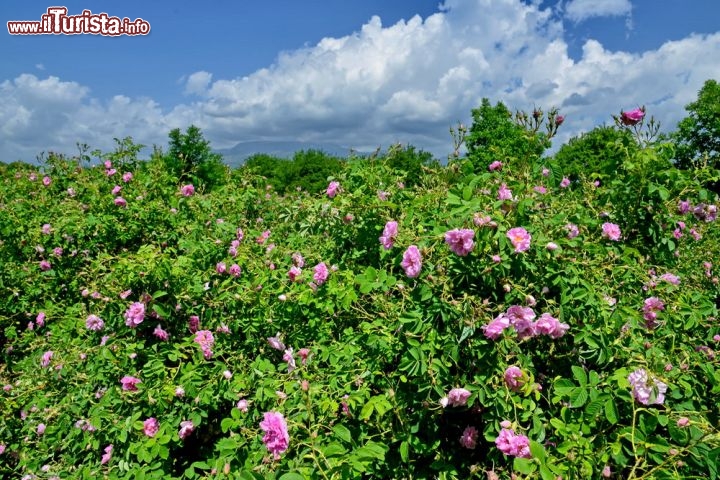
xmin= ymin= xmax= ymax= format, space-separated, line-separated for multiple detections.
xmin=1 ymin=103 xmax=720 ymax=480
xmin=673 ymin=79 xmax=720 ymax=170
xmin=465 ymin=98 xmax=551 ymax=172
xmin=164 ymin=125 xmax=228 ymax=190
xmin=553 ymin=125 xmax=638 ymax=182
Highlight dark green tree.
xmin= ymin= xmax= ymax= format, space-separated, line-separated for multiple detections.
xmin=553 ymin=125 xmax=638 ymax=181
xmin=673 ymin=79 xmax=720 ymax=170
xmin=165 ymin=125 xmax=227 ymax=189
xmin=244 ymin=153 xmax=286 ymax=191
xmin=284 ymin=149 xmax=345 ymax=194
xmin=382 ymin=143 xmax=437 ymax=188
xmin=464 ymin=98 xmax=551 ymax=172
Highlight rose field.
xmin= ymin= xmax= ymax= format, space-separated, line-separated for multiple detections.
xmin=1 ymin=91 xmax=720 ymax=479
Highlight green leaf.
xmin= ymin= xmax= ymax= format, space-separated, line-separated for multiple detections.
xmin=572 ymin=366 xmax=588 ymax=387
xmin=220 ymin=417 xmax=235 ymax=433
xmin=570 ymin=388 xmax=588 ymax=408
xmin=585 ymin=397 xmax=604 ymax=417
xmin=333 ymin=424 xmax=352 ymax=444
xmin=462 ymin=185 xmax=473 ymax=201
xmin=458 ymin=326 xmax=474 ymax=343
xmin=323 ymin=442 xmax=347 ymax=457
xmin=279 ymin=474 xmax=306 ymax=480
xmin=152 ymin=304 xmax=169 ymax=318
xmin=530 ymin=440 xmax=547 ymax=462
xmin=359 ymin=401 xmax=374 ymax=421
xmin=400 ymin=441 xmax=409 ymax=463
xmin=604 ymin=398 xmax=619 ymax=424
xmin=540 ymin=465 xmax=557 ymax=480
xmin=513 ymin=457 xmax=537 ymax=475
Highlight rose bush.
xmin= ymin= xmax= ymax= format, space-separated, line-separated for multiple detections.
xmin=0 ymin=107 xmax=719 ymax=479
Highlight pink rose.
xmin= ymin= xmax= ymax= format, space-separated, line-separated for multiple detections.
xmin=621 ymin=108 xmax=645 ymax=126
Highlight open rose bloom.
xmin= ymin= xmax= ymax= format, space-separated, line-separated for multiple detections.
xmin=260 ymin=411 xmax=290 ymax=459
xmin=620 ymin=107 xmax=645 ymax=126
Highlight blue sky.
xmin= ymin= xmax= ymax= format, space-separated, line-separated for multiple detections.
xmin=1 ymin=0 xmax=719 ymax=162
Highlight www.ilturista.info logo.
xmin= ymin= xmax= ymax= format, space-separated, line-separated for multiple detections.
xmin=7 ymin=7 xmax=150 ymax=36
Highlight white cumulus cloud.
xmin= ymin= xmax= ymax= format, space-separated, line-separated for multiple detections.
xmin=184 ymin=71 xmax=213 ymax=96
xmin=564 ymin=0 xmax=633 ymax=23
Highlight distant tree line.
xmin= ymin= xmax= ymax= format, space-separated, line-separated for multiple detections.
xmin=3 ymin=79 xmax=717 ymax=194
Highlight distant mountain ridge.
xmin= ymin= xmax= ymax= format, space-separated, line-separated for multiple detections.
xmin=216 ymin=140 xmax=369 ymax=167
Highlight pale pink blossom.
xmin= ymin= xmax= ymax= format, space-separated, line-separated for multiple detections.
xmin=460 ymin=426 xmax=479 ymax=449
xmin=488 ymin=161 xmax=503 ymax=171
xmin=507 ymin=227 xmax=531 ymax=253
xmin=178 ymin=420 xmax=194 ymax=440
xmin=291 ymin=252 xmax=304 ymax=267
xmin=99 ymin=444 xmax=113 ymax=465
xmin=229 ymin=264 xmax=241 ymax=277
xmin=283 ymin=348 xmax=296 ymax=372
xmin=483 ymin=314 xmax=510 ymax=340
xmin=628 ymin=368 xmax=666 ymax=405
xmin=153 ymin=325 xmax=169 ymax=341
xmin=534 ymin=313 xmax=569 ymax=339
xmin=260 ymin=412 xmax=290 ymax=459
xmin=143 ymin=418 xmax=159 ymax=437
xmin=401 ymin=245 xmax=422 ymax=278
xmin=495 ymin=427 xmax=531 ymax=458
xmin=566 ymin=223 xmax=579 ymax=239
xmin=194 ymin=330 xmax=215 ymax=359
xmin=326 ymin=181 xmax=340 ymax=198
xmin=504 ymin=366 xmax=524 ymax=392
xmin=124 ymin=302 xmax=145 ymax=328
xmin=86 ymin=315 xmax=104 ymax=331
xmin=445 ymin=229 xmax=475 ymax=256
xmin=498 ymin=183 xmax=513 ymax=201
xmin=602 ymin=222 xmax=621 ymax=241
xmin=379 ymin=221 xmax=398 ymax=249
xmin=41 ymin=351 xmax=53 ymax=367
xmin=621 ymin=108 xmax=645 ymax=126
xmin=288 ymin=266 xmax=302 ymax=281
xmin=313 ymin=262 xmax=329 ymax=285
xmin=441 ymin=387 xmax=471 ymax=407
xmin=120 ymin=376 xmax=141 ymax=391
xmin=267 ymin=334 xmax=286 ymax=351
xmin=297 ymin=348 xmax=310 ymax=365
